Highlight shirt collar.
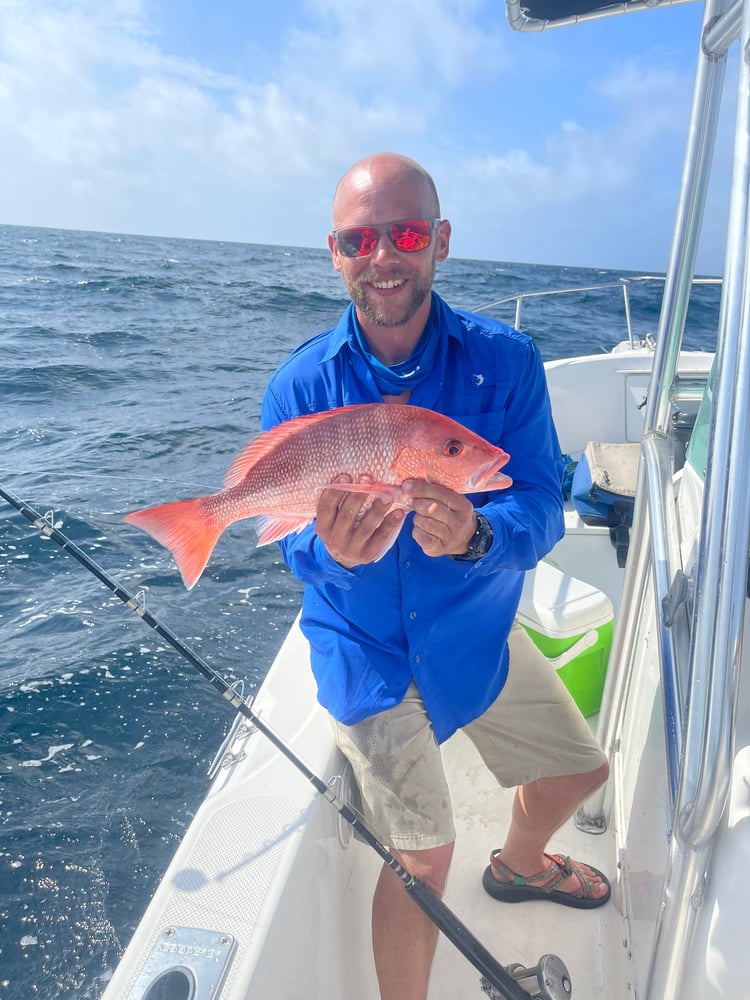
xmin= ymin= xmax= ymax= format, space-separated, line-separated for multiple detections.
xmin=320 ymin=292 xmax=466 ymax=364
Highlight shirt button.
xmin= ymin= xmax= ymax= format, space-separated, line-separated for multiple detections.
xmin=405 ymin=560 xmax=411 ymax=569
xmin=409 ymin=610 xmax=417 ymax=620
xmin=415 ymin=654 xmax=421 ymax=663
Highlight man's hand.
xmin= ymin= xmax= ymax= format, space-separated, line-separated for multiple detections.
xmin=315 ymin=477 xmax=406 ymax=568
xmin=403 ymin=480 xmax=477 ymax=558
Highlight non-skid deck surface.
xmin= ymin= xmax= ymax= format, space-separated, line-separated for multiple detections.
xmin=428 ymin=729 xmax=623 ymax=999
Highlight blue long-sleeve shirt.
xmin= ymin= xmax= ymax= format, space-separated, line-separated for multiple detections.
xmin=261 ymin=293 xmax=564 ymax=742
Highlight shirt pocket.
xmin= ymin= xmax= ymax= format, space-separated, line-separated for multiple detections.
xmin=447 ymin=403 xmax=508 ymax=447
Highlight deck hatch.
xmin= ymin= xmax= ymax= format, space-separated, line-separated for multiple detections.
xmin=126 ymin=926 xmax=236 ymax=1000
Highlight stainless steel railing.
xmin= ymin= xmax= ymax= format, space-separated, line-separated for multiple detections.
xmin=578 ymin=0 xmax=749 ymax=996
xmin=473 ymin=275 xmax=721 ymax=348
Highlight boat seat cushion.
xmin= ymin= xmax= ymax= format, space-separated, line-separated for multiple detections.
xmin=571 ymin=441 xmax=639 ymax=567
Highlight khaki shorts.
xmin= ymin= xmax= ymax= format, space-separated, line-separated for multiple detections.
xmin=331 ymin=622 xmax=607 ymax=851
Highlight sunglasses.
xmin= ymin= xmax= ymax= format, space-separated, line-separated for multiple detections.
xmin=332 ymin=218 xmax=441 ymax=258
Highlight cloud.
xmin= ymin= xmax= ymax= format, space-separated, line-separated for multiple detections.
xmin=424 ymin=50 xmax=726 ymax=269
xmin=284 ymin=0 xmax=506 ymax=90
xmin=0 ymin=0 xmax=508 ymax=235
xmin=0 ymin=0 xmax=727 ymax=270
xmin=456 ymin=57 xmax=691 ymax=211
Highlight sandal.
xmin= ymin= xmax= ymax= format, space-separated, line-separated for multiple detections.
xmin=482 ymin=849 xmax=611 ymax=909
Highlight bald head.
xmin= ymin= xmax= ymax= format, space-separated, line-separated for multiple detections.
xmin=332 ymin=153 xmax=441 ymax=229
xmin=327 ymin=152 xmax=451 ymax=341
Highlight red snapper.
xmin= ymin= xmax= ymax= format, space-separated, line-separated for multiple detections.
xmin=123 ymin=403 xmax=512 ymax=589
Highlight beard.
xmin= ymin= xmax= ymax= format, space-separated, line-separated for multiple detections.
xmin=343 ymin=263 xmax=435 ymax=328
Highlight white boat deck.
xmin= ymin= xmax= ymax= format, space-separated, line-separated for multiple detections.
xmin=432 ymin=724 xmax=624 ymax=999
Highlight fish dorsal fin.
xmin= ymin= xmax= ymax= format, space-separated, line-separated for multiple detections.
xmin=224 ymin=404 xmax=413 ymax=488
xmin=223 ymin=408 xmax=362 ymax=488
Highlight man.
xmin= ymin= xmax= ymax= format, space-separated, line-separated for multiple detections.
xmin=261 ymin=152 xmax=610 ymax=1000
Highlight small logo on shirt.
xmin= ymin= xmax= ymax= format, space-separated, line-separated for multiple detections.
xmin=473 ymin=373 xmax=485 ymax=386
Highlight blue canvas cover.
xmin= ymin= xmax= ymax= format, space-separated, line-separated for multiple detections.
xmin=571 ymin=441 xmax=640 ymax=566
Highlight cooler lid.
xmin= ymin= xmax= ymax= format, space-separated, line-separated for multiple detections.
xmin=517 ymin=561 xmax=614 ymax=638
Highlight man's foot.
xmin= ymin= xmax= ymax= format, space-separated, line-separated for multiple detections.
xmin=482 ymin=849 xmax=611 ymax=909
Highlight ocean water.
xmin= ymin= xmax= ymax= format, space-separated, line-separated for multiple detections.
xmin=0 ymin=223 xmax=719 ymax=998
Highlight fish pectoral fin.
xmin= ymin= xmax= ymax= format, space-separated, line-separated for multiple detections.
xmin=255 ymin=514 xmax=313 ymax=546
xmin=333 ymin=482 xmax=403 ymax=504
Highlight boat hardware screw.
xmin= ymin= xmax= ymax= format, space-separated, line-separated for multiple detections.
xmin=161 ymin=927 xmax=176 ymax=938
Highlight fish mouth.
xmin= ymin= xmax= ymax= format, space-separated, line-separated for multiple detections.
xmin=469 ymin=455 xmax=513 ymax=492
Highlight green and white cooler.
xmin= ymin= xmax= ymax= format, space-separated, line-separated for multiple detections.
xmin=516 ymin=561 xmax=614 ymax=717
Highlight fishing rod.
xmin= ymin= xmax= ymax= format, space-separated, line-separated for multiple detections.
xmin=0 ymin=484 xmax=571 ymax=1000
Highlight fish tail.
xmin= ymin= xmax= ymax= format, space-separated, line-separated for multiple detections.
xmin=123 ymin=497 xmax=225 ymax=590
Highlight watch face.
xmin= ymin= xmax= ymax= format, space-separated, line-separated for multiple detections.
xmin=474 ymin=515 xmax=493 ymax=556
xmin=451 ymin=513 xmax=493 ymax=561
xmin=464 ymin=514 xmax=491 ymax=558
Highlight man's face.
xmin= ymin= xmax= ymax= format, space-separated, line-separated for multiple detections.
xmin=329 ymin=167 xmax=450 ymax=331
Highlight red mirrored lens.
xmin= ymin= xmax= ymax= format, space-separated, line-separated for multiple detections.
xmin=335 ymin=219 xmax=434 ymax=257
xmin=335 ymin=227 xmax=377 ymax=257
xmin=389 ymin=221 xmax=432 ymax=252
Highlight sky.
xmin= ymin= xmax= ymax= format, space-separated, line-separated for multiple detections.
xmin=0 ymin=0 xmax=734 ymax=272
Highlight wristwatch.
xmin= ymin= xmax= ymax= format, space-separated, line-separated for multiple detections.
xmin=450 ymin=512 xmax=494 ymax=561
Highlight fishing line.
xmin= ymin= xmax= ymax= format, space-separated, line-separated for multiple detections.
xmin=0 ymin=484 xmax=569 ymax=1000
xmin=8 ymin=469 xmax=218 ymax=492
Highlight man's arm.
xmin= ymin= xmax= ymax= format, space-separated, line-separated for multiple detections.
xmin=447 ymin=341 xmax=565 ymax=571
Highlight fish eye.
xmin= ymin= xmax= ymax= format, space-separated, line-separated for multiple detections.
xmin=443 ymin=438 xmax=464 ymax=457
